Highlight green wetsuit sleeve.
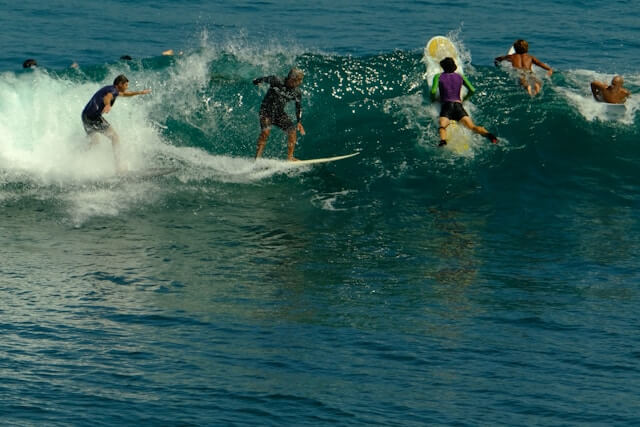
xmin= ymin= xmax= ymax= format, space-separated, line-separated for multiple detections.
xmin=430 ymin=73 xmax=440 ymax=101
xmin=462 ymin=75 xmax=476 ymax=96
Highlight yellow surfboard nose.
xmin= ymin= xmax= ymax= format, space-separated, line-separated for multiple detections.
xmin=427 ymin=36 xmax=457 ymax=60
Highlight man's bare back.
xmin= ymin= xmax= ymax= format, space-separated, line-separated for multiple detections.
xmin=508 ymin=53 xmax=537 ymax=71
xmin=591 ymin=76 xmax=630 ymax=104
xmin=494 ymin=40 xmax=553 ymax=96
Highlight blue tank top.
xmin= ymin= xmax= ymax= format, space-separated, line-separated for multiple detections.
xmin=438 ymin=73 xmax=463 ymax=103
xmin=82 ymin=85 xmax=119 ymax=119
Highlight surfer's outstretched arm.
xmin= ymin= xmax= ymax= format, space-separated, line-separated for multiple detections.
xmin=461 ymin=75 xmax=475 ymax=101
xmin=120 ymin=89 xmax=152 ymax=97
xmin=253 ymin=76 xmax=277 ymax=86
xmin=532 ymin=56 xmax=553 ymax=77
xmin=494 ymin=54 xmax=512 ymax=66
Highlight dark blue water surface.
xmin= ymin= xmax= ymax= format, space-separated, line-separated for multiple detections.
xmin=1 ymin=1 xmax=640 ymax=425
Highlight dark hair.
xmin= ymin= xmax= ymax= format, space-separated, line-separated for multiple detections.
xmin=120 ymin=55 xmax=133 ymax=61
xmin=513 ymin=40 xmax=528 ymax=54
xmin=113 ymin=74 xmax=129 ymax=86
xmin=23 ymin=59 xmax=37 ymax=68
xmin=440 ymin=57 xmax=457 ymax=73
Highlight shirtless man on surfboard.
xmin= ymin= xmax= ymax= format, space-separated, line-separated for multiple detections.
xmin=494 ymin=39 xmax=553 ymax=96
xmin=430 ymin=57 xmax=498 ymax=147
xmin=590 ymin=76 xmax=630 ymax=104
xmin=253 ymin=68 xmax=305 ymax=161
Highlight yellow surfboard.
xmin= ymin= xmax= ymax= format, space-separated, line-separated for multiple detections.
xmin=423 ymin=36 xmax=472 ymax=152
xmin=426 ymin=36 xmax=460 ymax=62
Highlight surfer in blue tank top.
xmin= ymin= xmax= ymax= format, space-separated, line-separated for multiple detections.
xmin=430 ymin=57 xmax=498 ymax=146
xmin=82 ymin=86 xmax=119 ymax=121
xmin=81 ymin=74 xmax=151 ymax=173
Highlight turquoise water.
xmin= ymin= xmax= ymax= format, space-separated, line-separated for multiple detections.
xmin=2 ymin=1 xmax=640 ymax=425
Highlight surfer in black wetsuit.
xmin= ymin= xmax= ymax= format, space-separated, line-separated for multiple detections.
xmin=253 ymin=68 xmax=305 ymax=160
xmin=81 ymin=74 xmax=151 ymax=172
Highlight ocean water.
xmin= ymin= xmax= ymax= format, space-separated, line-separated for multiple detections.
xmin=2 ymin=0 xmax=640 ymax=425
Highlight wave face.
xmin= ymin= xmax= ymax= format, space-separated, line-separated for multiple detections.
xmin=2 ymin=43 xmax=639 ymax=210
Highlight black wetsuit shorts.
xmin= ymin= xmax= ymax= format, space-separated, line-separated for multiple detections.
xmin=439 ymin=102 xmax=468 ymax=121
xmin=82 ymin=113 xmax=111 ymax=135
xmin=259 ymin=109 xmax=295 ymax=132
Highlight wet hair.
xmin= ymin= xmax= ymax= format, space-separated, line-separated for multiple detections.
xmin=439 ymin=57 xmax=457 ymax=73
xmin=120 ymin=55 xmax=133 ymax=61
xmin=23 ymin=59 xmax=37 ymax=68
xmin=612 ymin=75 xmax=624 ymax=86
xmin=513 ymin=40 xmax=529 ymax=54
xmin=113 ymin=74 xmax=129 ymax=86
xmin=287 ymin=67 xmax=304 ymax=81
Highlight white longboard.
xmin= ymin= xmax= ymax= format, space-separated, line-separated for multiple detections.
xmin=255 ymin=152 xmax=360 ymax=168
xmin=423 ymin=36 xmax=471 ymax=152
xmin=601 ymin=102 xmax=627 ymax=119
xmin=288 ymin=152 xmax=360 ymax=166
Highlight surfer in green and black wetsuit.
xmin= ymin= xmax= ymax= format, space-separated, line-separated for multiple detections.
xmin=253 ymin=68 xmax=305 ymax=161
xmin=430 ymin=57 xmax=498 ymax=147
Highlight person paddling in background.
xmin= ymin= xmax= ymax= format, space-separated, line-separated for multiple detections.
xmin=591 ymin=75 xmax=630 ymax=104
xmin=81 ymin=74 xmax=151 ymax=173
xmin=494 ymin=39 xmax=553 ymax=96
xmin=253 ymin=68 xmax=305 ymax=161
xmin=430 ymin=57 xmax=498 ymax=147
xmin=23 ymin=59 xmax=38 ymax=69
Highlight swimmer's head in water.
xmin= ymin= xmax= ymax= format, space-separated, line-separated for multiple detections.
xmin=23 ymin=59 xmax=37 ymax=68
xmin=612 ymin=75 xmax=624 ymax=86
xmin=514 ymin=40 xmax=529 ymax=54
xmin=439 ymin=57 xmax=457 ymax=73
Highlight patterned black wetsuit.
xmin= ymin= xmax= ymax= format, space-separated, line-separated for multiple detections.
xmin=254 ymin=76 xmax=301 ymax=131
